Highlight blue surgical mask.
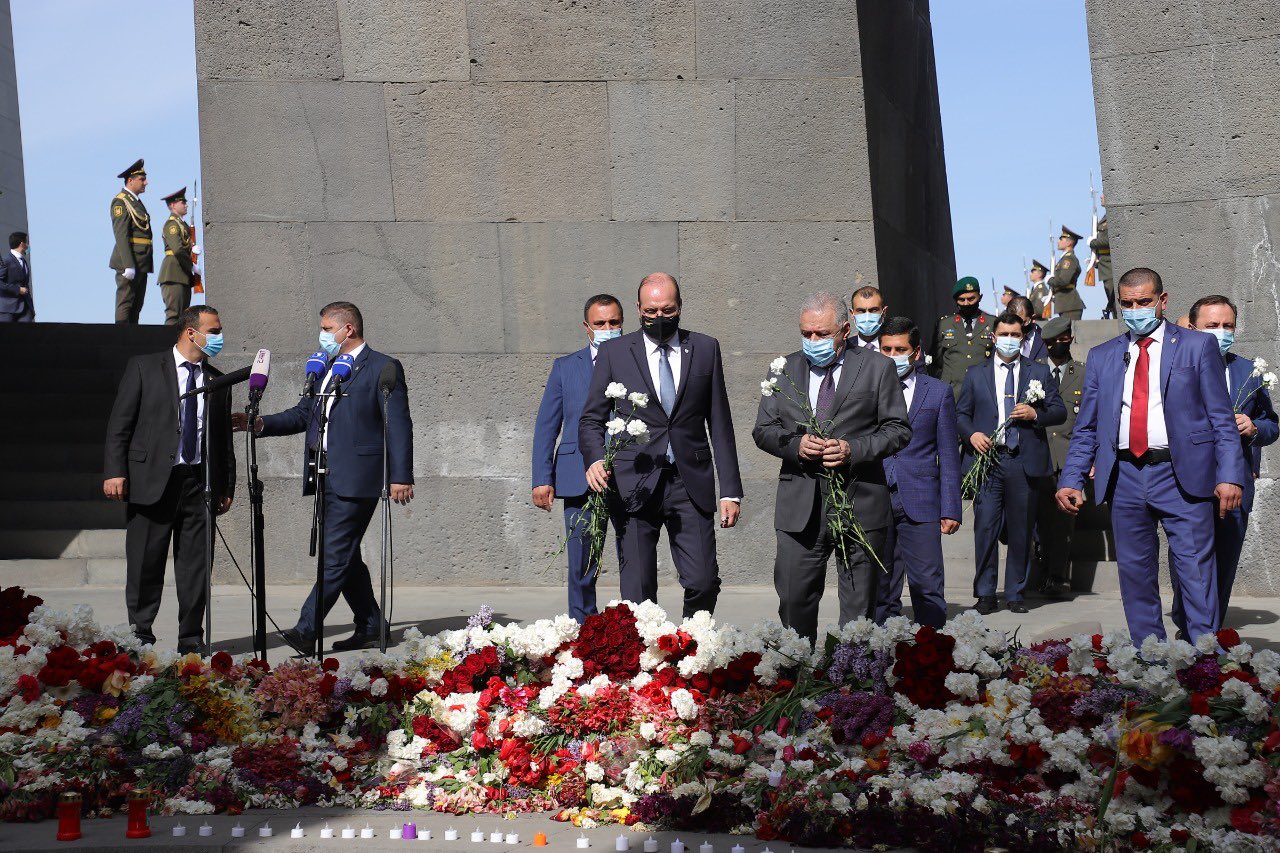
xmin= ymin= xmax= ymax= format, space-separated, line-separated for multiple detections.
xmin=802 ymin=335 xmax=839 ymax=367
xmin=1210 ymin=328 xmax=1234 ymax=355
xmin=855 ymin=313 xmax=883 ymax=337
xmin=592 ymin=329 xmax=621 ymax=346
xmin=994 ymin=336 xmax=1021 ymax=358
xmin=199 ymin=332 xmax=224 ymax=359
xmin=892 ymin=354 xmax=913 ymax=378
xmin=319 ymin=329 xmax=344 ymax=357
xmin=1122 ymin=307 xmax=1160 ymax=336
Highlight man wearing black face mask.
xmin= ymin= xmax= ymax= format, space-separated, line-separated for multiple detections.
xmin=579 ymin=273 xmax=743 ymax=617
xmin=1034 ymin=316 xmax=1084 ymax=597
xmin=931 ymin=277 xmax=995 ymax=397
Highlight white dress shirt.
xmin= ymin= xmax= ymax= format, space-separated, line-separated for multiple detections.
xmin=642 ymin=331 xmax=682 ymax=396
xmin=993 ymin=356 xmax=1021 ymax=423
xmin=856 ymin=336 xmax=879 ymax=352
xmin=173 ymin=347 xmax=205 ymax=465
xmin=11 ymin=248 xmax=26 ymax=272
xmin=901 ymin=371 xmax=917 ymax=411
xmin=318 ymin=343 xmax=366 ymax=450
xmin=807 ymin=351 xmax=846 ymax=411
xmin=1118 ymin=321 xmax=1169 ymax=450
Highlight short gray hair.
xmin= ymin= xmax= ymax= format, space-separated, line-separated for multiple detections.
xmin=800 ymin=291 xmax=848 ymax=325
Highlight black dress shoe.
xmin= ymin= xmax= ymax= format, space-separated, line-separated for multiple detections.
xmin=1008 ymin=601 xmax=1029 ymax=614
xmin=332 ymin=631 xmax=379 ymax=652
xmin=279 ymin=627 xmax=314 ymax=657
xmin=973 ymin=597 xmax=998 ymax=615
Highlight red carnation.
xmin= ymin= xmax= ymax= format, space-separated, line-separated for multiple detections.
xmin=16 ymin=673 xmax=40 ymax=702
xmin=211 ymin=651 xmax=234 ymax=674
xmin=1217 ymin=628 xmax=1242 ymax=649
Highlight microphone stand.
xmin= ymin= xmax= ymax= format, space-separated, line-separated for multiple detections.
xmin=307 ymin=382 xmax=342 ymax=660
xmin=202 ymin=393 xmax=215 ymax=658
xmin=245 ymin=391 xmax=267 ymax=662
xmin=378 ymin=386 xmax=393 ymax=653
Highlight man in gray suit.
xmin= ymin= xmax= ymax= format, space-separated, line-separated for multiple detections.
xmin=753 ymin=292 xmax=912 ymax=642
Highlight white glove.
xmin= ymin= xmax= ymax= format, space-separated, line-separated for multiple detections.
xmin=123 ymin=267 xmax=136 ymax=281
xmin=192 ymin=245 xmax=201 ymax=255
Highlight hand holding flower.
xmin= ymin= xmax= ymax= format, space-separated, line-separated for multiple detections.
xmin=1010 ymin=402 xmax=1038 ymax=421
xmin=969 ymin=432 xmax=992 ymax=454
xmin=797 ymin=434 xmax=826 ymax=461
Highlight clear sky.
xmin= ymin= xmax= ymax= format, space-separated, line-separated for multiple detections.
xmin=12 ymin=0 xmax=1107 ymax=324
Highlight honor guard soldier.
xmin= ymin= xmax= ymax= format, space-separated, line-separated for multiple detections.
xmin=1047 ymin=226 xmax=1084 ymax=320
xmin=110 ymin=159 xmax=154 ymax=324
xmin=1034 ymin=315 xmax=1084 ymax=597
xmin=159 ymin=188 xmax=199 ymax=326
xmin=930 ymin=276 xmax=994 ymax=397
xmin=1090 ymin=199 xmax=1113 ymax=318
xmin=1028 ymin=260 xmax=1051 ymax=320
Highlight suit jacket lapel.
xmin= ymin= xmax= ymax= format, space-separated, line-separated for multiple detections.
xmin=1161 ymin=327 xmax=1177 ymax=394
xmin=830 ymin=346 xmax=864 ymax=413
xmin=1016 ymin=357 xmax=1032 ymax=400
xmin=629 ymin=335 xmax=661 ymax=410
xmin=907 ymin=376 xmax=925 ymax=425
xmin=984 ymin=359 xmax=1000 ymax=414
xmin=671 ymin=331 xmax=694 ymax=414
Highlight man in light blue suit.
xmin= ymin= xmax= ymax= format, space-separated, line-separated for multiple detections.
xmin=1058 ymin=269 xmax=1247 ymax=644
xmin=958 ymin=312 xmax=1066 ymax=615
xmin=874 ymin=318 xmax=961 ymax=628
xmin=533 ymin=294 xmax=623 ymax=622
xmin=1168 ymin=295 xmax=1278 ymax=632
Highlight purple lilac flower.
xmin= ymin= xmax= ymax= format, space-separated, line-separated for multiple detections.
xmin=827 ymin=643 xmax=892 ymax=692
xmin=467 ymin=605 xmax=495 ymax=631
xmin=1018 ymin=642 xmax=1070 ymax=668
xmin=1157 ymin=728 xmax=1195 ymax=751
xmin=1070 ymin=684 xmax=1144 ymax=721
xmin=819 ymin=690 xmax=894 ymax=743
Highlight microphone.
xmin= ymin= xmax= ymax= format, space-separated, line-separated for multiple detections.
xmin=303 ymin=351 xmax=328 ymax=398
xmin=248 ymin=349 xmax=271 ymax=403
xmin=330 ymin=353 xmax=356 ymax=386
xmin=378 ymin=362 xmax=397 ymax=398
xmin=179 ymin=364 xmax=251 ymax=400
xmin=1123 ymin=351 xmax=1131 ymax=367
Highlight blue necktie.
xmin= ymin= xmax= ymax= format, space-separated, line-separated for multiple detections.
xmin=1002 ymin=363 xmax=1019 ymax=450
xmin=659 ymin=344 xmax=676 ymax=462
xmin=181 ymin=363 xmax=199 ymax=463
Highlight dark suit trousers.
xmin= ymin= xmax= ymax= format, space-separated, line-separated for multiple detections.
xmin=563 ymin=495 xmax=600 ymax=623
xmin=614 ymin=468 xmax=720 ymax=618
xmin=775 ymin=482 xmax=885 ymax=643
xmin=973 ymin=457 xmax=1038 ymax=602
xmin=125 ymin=465 xmax=208 ymax=647
xmin=1034 ymin=474 xmax=1077 ymax=585
xmin=295 ymin=491 xmax=383 ymax=639
xmin=115 ymin=271 xmax=147 ymax=324
xmin=875 ymin=492 xmax=947 ymax=628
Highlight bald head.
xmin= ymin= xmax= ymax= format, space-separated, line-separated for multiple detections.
xmin=638 ymin=272 xmax=681 ymax=308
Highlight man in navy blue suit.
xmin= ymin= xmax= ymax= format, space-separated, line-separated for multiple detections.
xmin=1058 ymin=269 xmax=1247 ymax=644
xmin=958 ymin=312 xmax=1066 ymax=615
xmin=1008 ymin=296 xmax=1049 ymax=362
xmin=1168 ymin=295 xmax=1278 ymax=632
xmin=236 ymin=302 xmax=414 ymax=653
xmin=873 ymin=317 xmax=961 ymax=628
xmin=0 ymin=231 xmax=33 ymax=322
xmin=580 ymin=273 xmax=743 ymax=618
xmin=532 ymin=294 xmax=624 ymax=622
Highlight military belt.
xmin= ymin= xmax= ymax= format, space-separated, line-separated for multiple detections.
xmin=1097 ymin=249 xmax=1110 ymax=256
xmin=130 ymin=237 xmax=152 ymax=245
xmin=165 ymin=250 xmax=174 ymax=256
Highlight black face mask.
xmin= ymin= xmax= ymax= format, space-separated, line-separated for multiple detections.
xmin=1048 ymin=342 xmax=1072 ymax=360
xmin=957 ymin=302 xmax=980 ymax=319
xmin=642 ymin=313 xmax=680 ymax=342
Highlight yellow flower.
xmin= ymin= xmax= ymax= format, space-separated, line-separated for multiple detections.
xmin=103 ymin=670 xmax=131 ymax=697
xmin=1119 ymin=714 xmax=1173 ymax=770
xmin=96 ymin=706 xmax=119 ymax=723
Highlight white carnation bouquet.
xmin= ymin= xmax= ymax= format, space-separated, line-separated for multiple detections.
xmin=1233 ymin=358 xmax=1278 ymax=413
xmin=960 ymin=379 xmax=1045 ymax=500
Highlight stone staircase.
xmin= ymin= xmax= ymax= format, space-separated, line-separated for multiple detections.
xmin=0 ymin=323 xmax=175 ymax=586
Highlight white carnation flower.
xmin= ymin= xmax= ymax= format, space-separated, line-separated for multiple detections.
xmin=769 ymin=357 xmax=787 ymax=375
xmin=605 ymin=382 xmax=628 ymax=399
xmin=1024 ymin=379 xmax=1045 ymax=403
xmin=1264 ymin=372 xmax=1278 ymax=389
xmin=626 ymin=419 xmax=650 ymax=439
xmin=1252 ymin=358 xmax=1269 ymax=374
xmin=606 ymin=418 xmax=626 ymax=435
xmin=628 ymin=392 xmax=649 ymax=408
xmin=760 ymin=378 xmax=779 ymax=397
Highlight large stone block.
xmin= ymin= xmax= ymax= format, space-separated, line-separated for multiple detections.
xmin=1085 ymin=0 xmax=1280 ymax=60
xmin=497 ymin=222 xmax=679 ymax=353
xmin=385 ymin=83 xmax=611 ymax=222
xmin=195 ymin=0 xmax=342 ymax=81
xmin=466 ymin=0 xmax=694 ymax=82
xmin=304 ymin=222 xmax=502 ymax=353
xmin=336 ymin=0 xmax=470 ymax=82
xmin=1092 ymin=36 xmax=1280 ymax=206
xmin=608 ymin=81 xmax=735 ymax=222
xmin=734 ymin=79 xmax=874 ymax=221
xmin=1237 ymin=479 xmax=1280 ymax=597
xmin=678 ymin=222 xmax=878 ymax=353
xmin=198 ymin=81 xmax=394 ymax=223
xmin=694 ymin=0 xmax=861 ymax=79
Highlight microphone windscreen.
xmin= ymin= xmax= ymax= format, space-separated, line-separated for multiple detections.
xmin=305 ymin=351 xmax=328 ymax=378
xmin=378 ymin=362 xmax=397 ymax=396
xmin=331 ymin=354 xmax=355 ymax=382
xmin=248 ymin=348 xmax=271 ymax=392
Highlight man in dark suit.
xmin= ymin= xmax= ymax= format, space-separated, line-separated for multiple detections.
xmin=237 ymin=302 xmax=414 ymax=653
xmin=873 ymin=317 xmax=960 ymax=628
xmin=958 ymin=312 xmax=1066 ymax=615
xmin=1058 ymin=269 xmax=1247 ymax=644
xmin=580 ymin=273 xmax=743 ymax=617
xmin=103 ymin=305 xmax=235 ymax=652
xmin=0 ymin=231 xmax=33 ymax=322
xmin=1008 ymin=295 xmax=1049 ymax=362
xmin=1035 ymin=316 xmax=1085 ymax=597
xmin=1169 ymin=295 xmax=1278 ymax=631
xmin=532 ymin=293 xmax=624 ymax=622
xmin=753 ymin=292 xmax=911 ymax=642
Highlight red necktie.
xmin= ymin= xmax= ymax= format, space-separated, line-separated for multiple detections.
xmin=1129 ymin=337 xmax=1156 ymax=457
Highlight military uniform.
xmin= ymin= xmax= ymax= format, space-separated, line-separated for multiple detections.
xmin=110 ymin=159 xmax=153 ymax=324
xmin=1047 ymin=226 xmax=1084 ymax=320
xmin=159 ymin=187 xmax=195 ymax=325
xmin=1033 ymin=316 xmax=1084 ymax=593
xmin=1027 ymin=260 xmax=1052 ymax=320
xmin=1089 ymin=214 xmax=1112 ymax=317
xmin=930 ymin=277 xmax=994 ymax=397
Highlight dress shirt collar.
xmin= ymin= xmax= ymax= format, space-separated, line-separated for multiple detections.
xmin=1130 ymin=320 xmax=1166 ymax=346
xmin=173 ymin=346 xmax=203 ymax=372
xmin=338 ymin=342 xmax=367 ymax=362
xmin=642 ymin=331 xmax=678 ymax=356
xmin=901 ymin=371 xmax=916 ymax=393
xmin=10 ymin=249 xmax=23 ymax=262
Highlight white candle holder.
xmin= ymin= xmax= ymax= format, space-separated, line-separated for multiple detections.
xmin=699 ymin=842 xmax=713 ymax=853
xmin=505 ymin=833 xmax=520 ymax=844
xmin=231 ymin=823 xmax=245 ymax=838
xmin=259 ymin=823 xmax=274 ymax=838
xmin=473 ymin=829 xmax=487 ymax=843
xmin=644 ymin=838 xmax=660 ymax=853
xmin=172 ymin=823 xmax=187 ymax=837
xmin=291 ymin=823 xmax=305 ymax=839
xmin=617 ymin=835 xmax=631 ymax=851
xmin=446 ymin=828 xmax=460 ymax=841
xmin=361 ymin=823 xmax=376 ymax=839
xmin=342 ymin=826 xmax=357 ymax=839
xmin=577 ymin=835 xmax=591 ymax=848
xmin=321 ymin=824 xmax=335 ymax=839
xmin=672 ymin=839 xmax=686 ymax=853
xmin=391 ymin=828 xmax=403 ymax=840
xmin=198 ymin=823 xmax=213 ymax=837
xmin=491 ymin=830 xmax=504 ymax=843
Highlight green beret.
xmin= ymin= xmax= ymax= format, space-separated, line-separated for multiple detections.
xmin=952 ymin=276 xmax=981 ymax=299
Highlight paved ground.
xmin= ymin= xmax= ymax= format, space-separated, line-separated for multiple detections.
xmin=23 ymin=582 xmax=1280 ymax=662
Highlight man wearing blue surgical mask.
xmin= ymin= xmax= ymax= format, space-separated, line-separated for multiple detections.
xmin=104 ymin=305 xmax=237 ymax=653
xmin=849 ymin=285 xmax=887 ymax=352
xmin=1166 ymin=295 xmax=1278 ymax=634
xmin=873 ymin=318 xmax=960 ymax=628
xmin=531 ymin=294 xmax=625 ymax=622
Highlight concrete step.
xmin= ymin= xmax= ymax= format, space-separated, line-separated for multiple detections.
xmin=0 ymin=444 xmax=104 ymax=472
xmin=0 ymin=528 xmax=125 ymax=559
xmin=0 ymin=471 xmax=106 ymax=500
xmin=0 ymin=499 xmax=125 ymax=529
xmin=0 ymin=556 xmax=174 ymax=588
xmin=0 ymin=392 xmax=118 ymax=413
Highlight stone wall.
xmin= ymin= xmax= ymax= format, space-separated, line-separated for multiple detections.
xmin=196 ymin=0 xmax=955 ymax=586
xmin=1086 ymin=0 xmax=1280 ymax=594
xmin=0 ymin=1 xmax=27 ymax=240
